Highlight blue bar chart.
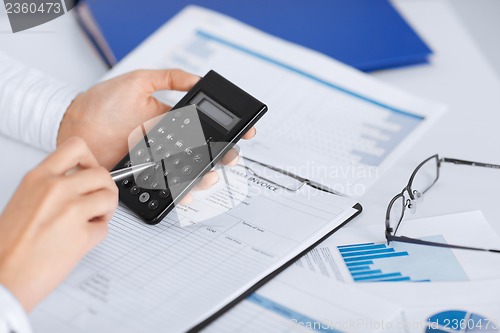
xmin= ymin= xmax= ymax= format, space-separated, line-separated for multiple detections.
xmin=337 ymin=239 xmax=468 ymax=282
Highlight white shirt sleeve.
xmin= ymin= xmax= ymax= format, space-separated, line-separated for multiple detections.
xmin=0 ymin=285 xmax=32 ymax=333
xmin=0 ymin=51 xmax=80 ymax=152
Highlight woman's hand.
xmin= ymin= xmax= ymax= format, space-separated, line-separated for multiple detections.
xmin=57 ymin=69 xmax=256 ymax=169
xmin=57 ymin=69 xmax=256 ymax=203
xmin=0 ymin=137 xmax=118 ymax=312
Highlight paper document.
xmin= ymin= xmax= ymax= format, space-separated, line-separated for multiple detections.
xmin=402 ymin=304 xmax=500 ymax=333
xmin=203 ymin=262 xmax=402 ymax=333
xmin=30 ymin=163 xmax=358 ymax=332
xmin=106 ymin=6 xmax=446 ymax=196
xmin=295 ymin=211 xmax=500 ymax=283
xmin=366 ymin=279 xmax=500 ymax=332
xmin=29 ymin=5 xmax=447 ymax=331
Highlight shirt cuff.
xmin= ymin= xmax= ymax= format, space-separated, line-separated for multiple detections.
xmin=0 ymin=50 xmax=80 ymax=153
xmin=42 ymin=86 xmax=80 ymax=152
xmin=0 ymin=285 xmax=32 ymax=333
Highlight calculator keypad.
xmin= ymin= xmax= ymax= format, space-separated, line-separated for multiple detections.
xmin=112 ymin=70 xmax=268 ymax=224
xmin=117 ymin=105 xmax=216 ymax=220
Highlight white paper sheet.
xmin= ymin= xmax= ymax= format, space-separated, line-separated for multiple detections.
xmin=295 ymin=211 xmax=500 ymax=283
xmin=203 ymin=263 xmax=402 ymax=333
xmin=374 ymin=279 xmax=500 ymax=333
xmin=30 ymin=163 xmax=357 ymax=332
xmin=29 ymin=5 xmax=449 ymax=331
xmin=105 ymin=6 xmax=446 ymax=196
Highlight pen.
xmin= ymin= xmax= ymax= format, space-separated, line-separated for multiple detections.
xmin=110 ymin=162 xmax=156 ymax=182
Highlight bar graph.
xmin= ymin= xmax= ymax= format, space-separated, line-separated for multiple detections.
xmin=337 ymin=238 xmax=468 ymax=282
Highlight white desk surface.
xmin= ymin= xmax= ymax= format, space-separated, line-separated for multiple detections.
xmin=1 ymin=0 xmax=500 ymax=240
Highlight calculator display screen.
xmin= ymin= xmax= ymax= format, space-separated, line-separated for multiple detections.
xmin=190 ymin=92 xmax=240 ymax=131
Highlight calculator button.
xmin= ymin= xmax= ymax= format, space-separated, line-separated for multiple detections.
xmin=144 ymin=156 xmax=152 ymax=163
xmin=184 ymin=148 xmax=193 ymax=156
xmin=170 ymin=177 xmax=181 ymax=187
xmin=163 ymin=170 xmax=171 ymax=177
xmin=183 ymin=118 xmax=190 ymax=125
xmin=182 ymin=165 xmax=193 ymax=176
xmin=136 ymin=149 xmax=145 ymax=157
xmin=166 ymin=133 xmax=175 ymax=141
xmin=153 ymin=163 xmax=162 ymax=172
xmin=124 ymin=160 xmax=132 ymax=168
xmin=147 ymin=139 xmax=155 ymax=147
xmin=175 ymin=140 xmax=184 ymax=148
xmin=148 ymin=200 xmax=159 ymax=210
xmin=159 ymin=189 xmax=170 ymax=199
xmin=155 ymin=145 xmax=164 ymax=153
xmin=158 ymin=127 xmax=166 ymax=134
xmin=172 ymin=159 xmax=182 ymax=168
xmin=193 ymin=154 xmax=203 ymax=163
xmin=141 ymin=174 xmax=153 ymax=183
xmin=130 ymin=186 xmax=140 ymax=195
xmin=150 ymin=181 xmax=160 ymax=189
xmin=164 ymin=151 xmax=173 ymax=160
xmin=121 ymin=178 xmax=132 ymax=188
xmin=139 ymin=192 xmax=150 ymax=203
xmin=175 ymin=111 xmax=182 ymax=118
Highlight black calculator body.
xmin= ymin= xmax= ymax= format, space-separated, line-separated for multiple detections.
xmin=112 ymin=70 xmax=268 ymax=224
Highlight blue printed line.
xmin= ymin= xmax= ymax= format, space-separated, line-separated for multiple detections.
xmin=247 ymin=294 xmax=344 ymax=333
xmin=341 ymin=248 xmax=395 ymax=258
xmin=344 ymin=251 xmax=409 ymax=263
xmin=346 ymin=260 xmax=373 ymax=267
xmin=348 ymin=266 xmax=370 ymax=272
xmin=339 ymin=244 xmax=387 ymax=253
xmin=351 ymin=270 xmax=382 ymax=277
xmin=354 ymin=273 xmax=402 ymax=281
xmin=196 ymin=30 xmax=425 ymax=121
xmin=377 ymin=277 xmax=411 ymax=282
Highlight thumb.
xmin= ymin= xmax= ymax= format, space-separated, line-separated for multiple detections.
xmin=140 ymin=69 xmax=200 ymax=94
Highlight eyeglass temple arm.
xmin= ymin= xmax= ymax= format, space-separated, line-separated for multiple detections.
xmin=387 ymin=234 xmax=500 ymax=253
xmin=441 ymin=157 xmax=500 ymax=170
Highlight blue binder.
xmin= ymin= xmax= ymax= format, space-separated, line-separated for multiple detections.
xmin=76 ymin=0 xmax=432 ymax=72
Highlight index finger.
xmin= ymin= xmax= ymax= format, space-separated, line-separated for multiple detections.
xmin=39 ymin=137 xmax=99 ymax=175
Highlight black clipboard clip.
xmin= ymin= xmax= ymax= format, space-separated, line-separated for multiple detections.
xmin=240 ymin=156 xmax=345 ymax=196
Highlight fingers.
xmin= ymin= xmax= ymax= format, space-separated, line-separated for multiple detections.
xmin=39 ymin=137 xmax=99 ymax=175
xmin=177 ymin=171 xmax=219 ymax=206
xmin=78 ymin=188 xmax=118 ymax=222
xmin=179 ymin=193 xmax=193 ymax=206
xmin=220 ymin=148 xmax=239 ymax=167
xmin=66 ymin=167 xmax=117 ymax=195
xmin=131 ymin=69 xmax=200 ymax=94
xmin=242 ymin=127 xmax=256 ymax=140
xmin=192 ymin=171 xmax=219 ymax=191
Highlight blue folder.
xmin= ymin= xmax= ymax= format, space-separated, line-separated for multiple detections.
xmin=75 ymin=0 xmax=432 ymax=72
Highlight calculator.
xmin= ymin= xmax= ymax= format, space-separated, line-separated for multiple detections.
xmin=112 ymin=70 xmax=268 ymax=224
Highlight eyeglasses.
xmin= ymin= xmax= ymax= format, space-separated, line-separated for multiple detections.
xmin=385 ymin=154 xmax=500 ymax=253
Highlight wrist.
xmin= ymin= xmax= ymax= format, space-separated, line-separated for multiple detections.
xmin=0 ymin=271 xmax=32 ymax=312
xmin=57 ymin=93 xmax=83 ymax=147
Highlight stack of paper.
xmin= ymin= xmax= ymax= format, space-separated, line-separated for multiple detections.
xmin=31 ymin=6 xmax=447 ymax=332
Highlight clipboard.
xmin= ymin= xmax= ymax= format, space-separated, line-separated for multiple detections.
xmin=187 ymin=157 xmax=363 ymax=332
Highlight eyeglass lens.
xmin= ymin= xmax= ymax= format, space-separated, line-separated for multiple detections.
xmin=409 ymin=156 xmax=439 ymax=198
xmin=388 ymin=195 xmax=405 ymax=235
xmin=388 ymin=156 xmax=439 ymax=237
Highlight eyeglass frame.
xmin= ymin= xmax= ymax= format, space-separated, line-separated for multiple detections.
xmin=385 ymin=154 xmax=500 ymax=253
